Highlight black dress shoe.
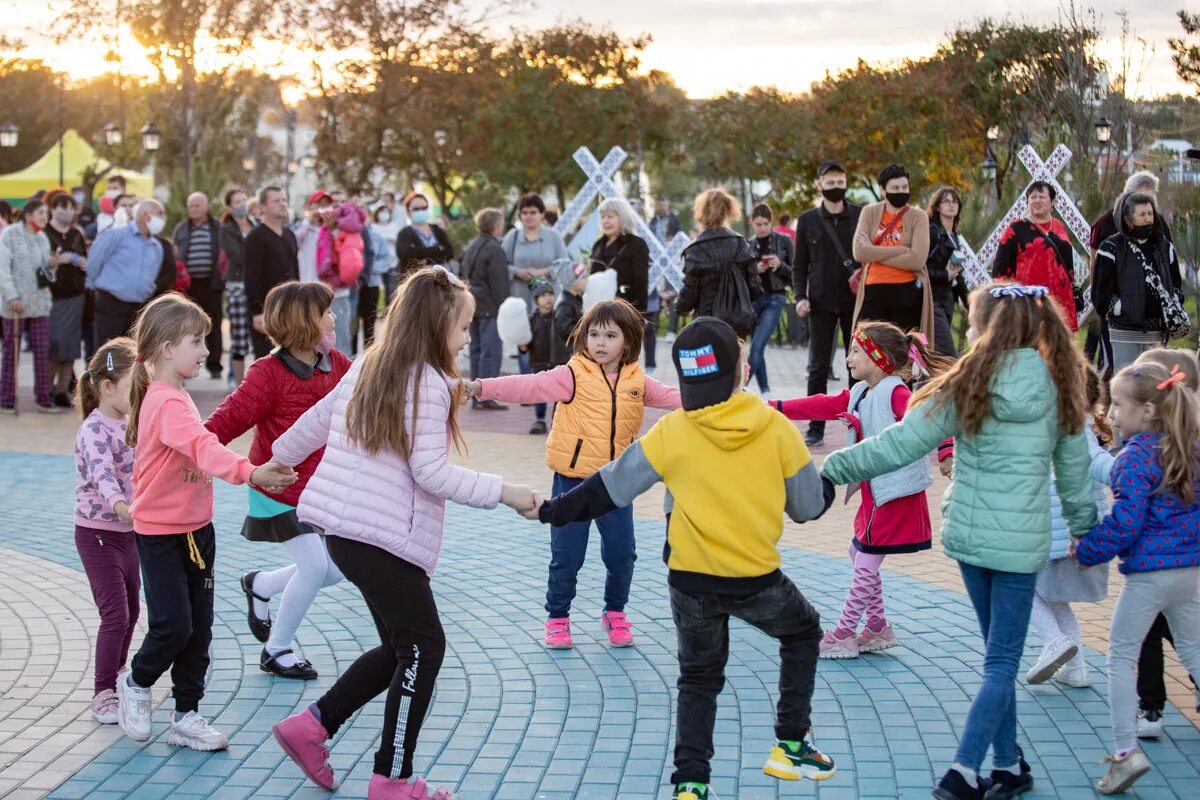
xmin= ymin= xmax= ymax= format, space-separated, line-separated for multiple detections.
xmin=261 ymin=648 xmax=319 ymax=680
xmin=933 ymin=769 xmax=992 ymax=800
xmin=53 ymin=392 xmax=71 ymax=408
xmin=804 ymin=429 xmax=824 ymax=448
xmin=985 ymin=770 xmax=1032 ymax=799
xmin=241 ymin=571 xmax=272 ymax=643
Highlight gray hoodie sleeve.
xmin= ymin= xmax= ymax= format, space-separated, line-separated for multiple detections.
xmin=599 ymin=442 xmax=663 ymax=507
xmin=785 ymin=461 xmax=835 ymax=523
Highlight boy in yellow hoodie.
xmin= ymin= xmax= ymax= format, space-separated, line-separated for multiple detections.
xmin=530 ymin=316 xmax=836 ymax=800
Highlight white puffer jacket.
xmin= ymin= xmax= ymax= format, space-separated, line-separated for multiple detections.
xmin=273 ymin=359 xmax=502 ymax=575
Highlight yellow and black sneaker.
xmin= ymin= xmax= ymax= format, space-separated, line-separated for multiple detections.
xmin=763 ymin=737 xmax=837 ymax=781
xmin=672 ymin=782 xmax=715 ymax=799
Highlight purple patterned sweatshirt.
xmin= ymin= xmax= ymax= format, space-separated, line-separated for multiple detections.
xmin=74 ymin=409 xmax=135 ymax=532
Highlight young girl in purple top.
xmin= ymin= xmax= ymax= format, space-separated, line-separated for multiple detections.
xmin=72 ymin=337 xmax=139 ymax=724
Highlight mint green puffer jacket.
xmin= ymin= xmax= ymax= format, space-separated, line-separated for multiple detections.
xmin=821 ymin=348 xmax=1098 ymax=573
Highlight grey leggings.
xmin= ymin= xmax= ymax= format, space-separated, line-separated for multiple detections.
xmin=1108 ymin=567 xmax=1200 ymax=751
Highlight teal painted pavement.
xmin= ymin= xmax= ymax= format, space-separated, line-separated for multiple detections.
xmin=1 ymin=452 xmax=1198 ymax=799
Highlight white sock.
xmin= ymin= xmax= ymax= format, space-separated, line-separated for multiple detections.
xmin=127 ymin=674 xmax=146 ymax=690
xmin=996 ymin=763 xmax=1021 ymax=776
xmin=952 ymin=763 xmax=978 ymax=787
xmin=266 ymin=645 xmax=299 ymax=669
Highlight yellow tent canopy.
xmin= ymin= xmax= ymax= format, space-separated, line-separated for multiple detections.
xmin=0 ymin=129 xmax=153 ymax=204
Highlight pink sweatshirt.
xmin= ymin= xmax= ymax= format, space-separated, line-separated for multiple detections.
xmin=131 ymin=382 xmax=255 ymax=535
xmin=479 ymin=364 xmax=681 ymax=409
xmin=74 ymin=409 xmax=135 ymax=532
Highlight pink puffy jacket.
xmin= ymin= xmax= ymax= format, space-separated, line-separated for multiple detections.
xmin=273 ymin=359 xmax=502 ymax=575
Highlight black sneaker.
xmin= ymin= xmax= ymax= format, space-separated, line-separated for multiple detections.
xmin=673 ymin=783 xmax=715 ymax=799
xmin=986 ymin=769 xmax=1032 ymax=799
xmin=933 ymin=769 xmax=992 ymax=800
xmin=529 ymin=420 xmax=548 ymax=435
xmin=804 ymin=429 xmax=824 ymax=448
xmin=207 ymin=366 xmax=222 ymax=380
xmin=53 ymin=392 xmax=71 ymax=408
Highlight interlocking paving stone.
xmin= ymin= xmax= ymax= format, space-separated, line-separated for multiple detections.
xmin=2 ymin=449 xmax=1199 ymax=799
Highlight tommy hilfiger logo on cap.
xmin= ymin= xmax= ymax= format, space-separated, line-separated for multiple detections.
xmin=678 ymin=345 xmax=719 ymax=377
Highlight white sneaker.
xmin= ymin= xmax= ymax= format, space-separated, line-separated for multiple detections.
xmin=665 ymin=332 xmax=676 ymax=343
xmin=1136 ymin=709 xmax=1163 ymax=739
xmin=1052 ymin=659 xmax=1091 ymax=688
xmin=167 ymin=711 xmax=229 ymax=751
xmin=1025 ymin=635 xmax=1078 ymax=684
xmin=117 ymin=674 xmax=153 ymax=741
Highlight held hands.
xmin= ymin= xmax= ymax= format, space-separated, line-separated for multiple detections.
xmin=500 ymin=483 xmax=541 ymax=519
xmin=939 ymin=456 xmax=953 ymax=479
xmin=113 ymin=501 xmax=133 ymax=525
xmin=251 ymin=460 xmax=299 ymax=493
xmin=462 ymin=379 xmax=483 ymax=399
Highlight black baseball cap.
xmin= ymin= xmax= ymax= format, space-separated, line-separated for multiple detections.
xmin=817 ymin=160 xmax=846 ymax=178
xmin=671 ymin=317 xmax=742 ymax=411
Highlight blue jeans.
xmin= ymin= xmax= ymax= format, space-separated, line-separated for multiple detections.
xmin=468 ymin=316 xmax=502 ymax=381
xmin=546 ymin=472 xmax=637 ymax=618
xmin=954 ymin=562 xmax=1037 ymax=771
xmin=748 ymin=292 xmax=786 ymax=392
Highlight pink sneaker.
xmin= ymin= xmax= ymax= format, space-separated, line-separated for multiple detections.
xmin=90 ymin=689 xmax=120 ymax=724
xmin=818 ymin=630 xmax=859 ymax=659
xmin=544 ymin=617 xmax=573 ymax=649
xmin=273 ymin=707 xmax=336 ymax=790
xmin=857 ymin=623 xmax=897 ymax=653
xmin=601 ymin=611 xmax=634 ymax=647
xmin=368 ymin=773 xmax=456 ymax=799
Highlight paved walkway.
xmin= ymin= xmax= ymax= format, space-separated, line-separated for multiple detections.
xmin=1 ymin=339 xmax=1198 ymax=799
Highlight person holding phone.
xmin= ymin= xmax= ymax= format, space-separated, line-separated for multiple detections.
xmin=748 ymin=203 xmax=794 ymax=399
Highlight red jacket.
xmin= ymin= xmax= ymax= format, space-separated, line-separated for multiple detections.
xmin=205 ymin=348 xmax=351 ymax=507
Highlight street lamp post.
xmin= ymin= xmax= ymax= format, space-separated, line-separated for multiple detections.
xmin=104 ymin=122 xmax=123 ymax=147
xmin=141 ymin=122 xmax=161 ymax=190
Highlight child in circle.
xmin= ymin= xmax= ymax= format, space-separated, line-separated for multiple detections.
xmin=270 ymin=268 xmax=537 ymax=798
xmin=118 ymin=293 xmax=297 ymax=750
xmin=463 ymin=298 xmax=681 ymax=648
xmin=73 ymin=337 xmax=139 ymax=724
xmin=771 ymin=320 xmax=948 ymax=658
xmin=205 ymin=281 xmax=351 ymax=680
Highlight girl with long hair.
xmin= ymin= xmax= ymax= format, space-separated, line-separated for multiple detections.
xmin=270 ymin=268 xmax=536 ymax=799
xmin=822 ymin=283 xmax=1099 ymax=800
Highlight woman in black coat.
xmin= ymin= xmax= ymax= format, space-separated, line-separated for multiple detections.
xmin=394 ymin=193 xmax=454 ymax=279
xmin=589 ymin=198 xmax=650 ymax=312
xmin=678 ymin=188 xmax=762 ymax=336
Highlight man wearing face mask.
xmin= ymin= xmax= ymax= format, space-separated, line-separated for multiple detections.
xmin=173 ymin=192 xmax=225 ymax=379
xmin=86 ymin=199 xmax=172 ymax=344
xmin=71 ymin=186 xmax=96 ymax=232
xmin=851 ymin=163 xmax=933 ymax=340
xmin=792 ymin=160 xmax=862 ymax=447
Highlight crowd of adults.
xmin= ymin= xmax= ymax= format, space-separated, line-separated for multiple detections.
xmin=0 ymin=163 xmax=1185 ymax=424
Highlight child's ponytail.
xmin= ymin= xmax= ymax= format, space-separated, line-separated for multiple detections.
xmin=852 ymin=321 xmax=952 ymax=383
xmin=903 ymin=330 xmax=953 ymax=381
xmin=124 ymin=293 xmax=213 ymax=448
xmin=1085 ymin=365 xmax=1114 ymax=447
xmin=76 ymin=337 xmax=137 ymax=419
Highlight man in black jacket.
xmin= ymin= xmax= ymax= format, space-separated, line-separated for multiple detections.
xmin=244 ymin=187 xmax=299 ymax=359
xmin=461 ymin=208 xmax=508 ymax=410
xmin=792 ymin=160 xmax=861 ymax=447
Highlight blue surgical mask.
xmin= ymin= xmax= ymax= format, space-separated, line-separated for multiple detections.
xmin=410 ymin=209 xmax=430 ymax=225
xmin=72 ymin=192 xmax=86 ymax=204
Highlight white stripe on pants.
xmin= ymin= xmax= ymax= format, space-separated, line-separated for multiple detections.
xmin=1107 ymin=566 xmax=1200 ymax=751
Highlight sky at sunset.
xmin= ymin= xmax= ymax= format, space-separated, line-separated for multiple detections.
xmin=7 ymin=1 xmax=1194 ymax=99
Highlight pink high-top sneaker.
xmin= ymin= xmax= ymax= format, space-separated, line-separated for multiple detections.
xmin=273 ymin=707 xmax=336 ymax=790
xmin=367 ymin=774 xmax=456 ymax=799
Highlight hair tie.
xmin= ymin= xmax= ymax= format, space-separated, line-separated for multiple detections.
xmin=135 ymin=356 xmax=145 ymax=363
xmin=990 ymin=284 xmax=1048 ymax=299
xmin=1156 ymin=365 xmax=1186 ymax=391
xmin=105 ymin=351 xmax=114 ymax=372
xmin=82 ymin=369 xmax=91 ymax=379
xmin=853 ymin=331 xmax=895 ymax=374
xmin=908 ymin=342 xmax=930 ymax=379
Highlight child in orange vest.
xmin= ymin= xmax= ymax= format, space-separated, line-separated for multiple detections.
xmin=464 ymin=298 xmax=680 ymax=648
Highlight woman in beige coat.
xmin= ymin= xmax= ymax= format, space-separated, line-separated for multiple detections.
xmin=851 ymin=164 xmax=934 ymax=343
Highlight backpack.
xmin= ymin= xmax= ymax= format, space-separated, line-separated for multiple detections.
xmin=712 ymin=264 xmax=755 ymax=337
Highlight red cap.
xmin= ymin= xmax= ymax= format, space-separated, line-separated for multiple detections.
xmin=307 ymin=190 xmax=333 ymax=207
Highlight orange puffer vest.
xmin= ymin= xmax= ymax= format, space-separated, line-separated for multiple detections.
xmin=546 ymin=356 xmax=647 ymax=478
